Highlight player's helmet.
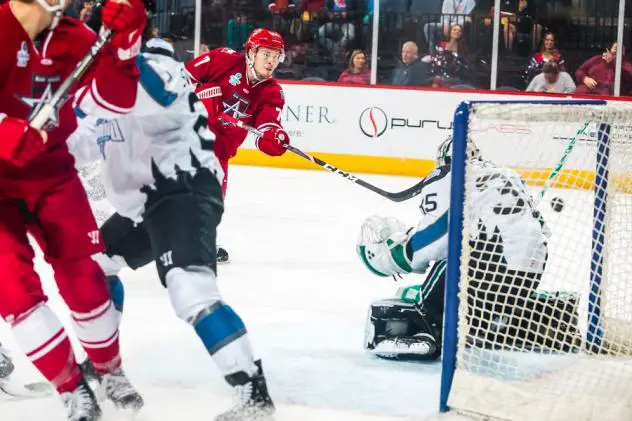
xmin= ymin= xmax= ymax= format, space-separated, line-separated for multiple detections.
xmin=245 ymin=29 xmax=285 ymax=63
xmin=436 ymin=135 xmax=481 ymax=167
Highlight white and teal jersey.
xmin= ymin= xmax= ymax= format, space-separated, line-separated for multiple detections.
xmin=407 ymin=165 xmax=451 ymax=271
xmin=409 ymin=161 xmax=549 ymax=274
xmin=69 ymin=50 xmax=224 ymax=222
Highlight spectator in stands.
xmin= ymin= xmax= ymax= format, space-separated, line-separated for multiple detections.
xmin=78 ymin=0 xmax=94 ymax=23
xmin=268 ymin=0 xmax=297 ymax=14
xmin=526 ymin=61 xmax=575 ymax=93
xmin=392 ymin=41 xmax=431 ymax=86
xmin=423 ymin=0 xmax=476 ymax=55
xmin=337 ymin=49 xmax=371 ymax=84
xmin=318 ymin=0 xmax=362 ymax=57
xmin=227 ymin=12 xmax=255 ymax=52
xmin=522 ymin=31 xmax=565 ymax=87
xmin=502 ymin=0 xmax=540 ymax=56
xmin=575 ymin=43 xmax=632 ymax=96
xmin=427 ymin=24 xmax=470 ymax=87
xmin=299 ymin=0 xmax=325 ymax=15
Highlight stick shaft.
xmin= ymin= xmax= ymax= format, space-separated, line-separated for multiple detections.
xmin=218 ymin=113 xmax=426 ymax=202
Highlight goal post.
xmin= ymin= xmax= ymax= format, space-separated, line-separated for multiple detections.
xmin=440 ymin=100 xmax=632 ymax=420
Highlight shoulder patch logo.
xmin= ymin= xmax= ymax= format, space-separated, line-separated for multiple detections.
xmin=17 ymin=42 xmax=29 ymax=68
xmin=229 ymin=72 xmax=242 ymax=86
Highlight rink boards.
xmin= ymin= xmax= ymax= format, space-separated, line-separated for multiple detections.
xmin=231 ymin=83 xmax=632 ymax=192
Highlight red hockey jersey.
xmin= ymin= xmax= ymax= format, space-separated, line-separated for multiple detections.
xmin=0 ymin=3 xmax=134 ymax=185
xmin=185 ymin=48 xmax=285 ymax=163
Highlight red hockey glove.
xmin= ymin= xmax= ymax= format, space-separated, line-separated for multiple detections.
xmin=102 ymin=0 xmax=146 ymax=67
xmin=0 ymin=117 xmax=47 ymax=167
xmin=257 ymin=127 xmax=289 ymax=157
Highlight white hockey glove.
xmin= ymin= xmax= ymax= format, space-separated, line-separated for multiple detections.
xmin=357 ymin=216 xmax=414 ymax=278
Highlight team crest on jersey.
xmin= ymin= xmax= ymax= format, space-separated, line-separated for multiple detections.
xmin=95 ymin=118 xmax=125 ymax=159
xmin=229 ymin=72 xmax=242 ymax=86
xmin=17 ymin=74 xmax=64 ymax=128
xmin=17 ymin=42 xmax=29 ymax=67
xmin=223 ymin=93 xmax=251 ymax=119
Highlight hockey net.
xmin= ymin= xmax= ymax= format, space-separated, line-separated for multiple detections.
xmin=444 ymin=102 xmax=632 ymax=421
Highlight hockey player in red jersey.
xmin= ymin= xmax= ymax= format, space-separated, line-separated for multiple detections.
xmin=185 ymin=28 xmax=290 ymax=263
xmin=0 ymin=0 xmax=145 ymax=419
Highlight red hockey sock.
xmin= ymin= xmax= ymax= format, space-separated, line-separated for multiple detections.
xmin=11 ymin=304 xmax=81 ymax=393
xmin=71 ymin=300 xmax=121 ymax=374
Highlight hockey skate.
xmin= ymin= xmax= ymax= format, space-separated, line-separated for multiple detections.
xmin=79 ymin=359 xmax=102 ymax=387
xmin=101 ymin=367 xmax=144 ymax=413
xmin=217 ymin=246 xmax=230 ymax=264
xmin=0 ymin=344 xmax=14 ymax=379
xmin=60 ymin=378 xmax=102 ymax=421
xmin=215 ymin=361 xmax=274 ymax=421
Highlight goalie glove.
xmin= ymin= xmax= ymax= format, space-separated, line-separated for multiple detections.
xmin=357 ymin=216 xmax=416 ymax=278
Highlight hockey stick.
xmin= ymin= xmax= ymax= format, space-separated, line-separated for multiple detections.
xmin=533 ymin=121 xmax=591 ymax=206
xmin=29 ymin=27 xmax=113 ymax=130
xmin=218 ymin=113 xmax=426 ymax=202
xmin=0 ymin=378 xmax=54 ymax=400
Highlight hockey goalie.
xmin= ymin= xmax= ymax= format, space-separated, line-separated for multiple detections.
xmin=357 ymin=136 xmax=555 ymax=360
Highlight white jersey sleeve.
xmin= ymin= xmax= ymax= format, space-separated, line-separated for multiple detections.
xmin=408 ymin=165 xmax=451 ymax=271
xmin=68 ymin=51 xmax=224 ymax=222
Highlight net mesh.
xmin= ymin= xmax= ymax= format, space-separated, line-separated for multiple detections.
xmin=448 ymin=103 xmax=632 ymax=421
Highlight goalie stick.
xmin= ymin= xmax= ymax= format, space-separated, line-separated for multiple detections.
xmin=218 ymin=113 xmax=426 ymax=202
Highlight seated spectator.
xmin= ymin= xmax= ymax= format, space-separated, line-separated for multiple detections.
xmin=392 ymin=41 xmax=431 ymax=86
xmin=424 ymin=0 xmax=475 ymax=54
xmin=337 ymin=49 xmax=371 ymax=84
xmin=575 ymin=43 xmax=632 ymax=96
xmin=522 ymin=31 xmax=566 ymax=87
xmin=526 ymin=61 xmax=575 ymax=93
xmin=318 ymin=0 xmax=362 ymax=57
xmin=427 ymin=24 xmax=470 ymax=87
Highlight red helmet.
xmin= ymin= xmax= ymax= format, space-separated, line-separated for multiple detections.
xmin=245 ymin=29 xmax=285 ymax=62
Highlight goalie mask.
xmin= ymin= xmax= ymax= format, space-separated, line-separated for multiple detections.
xmin=436 ymin=135 xmax=481 ymax=167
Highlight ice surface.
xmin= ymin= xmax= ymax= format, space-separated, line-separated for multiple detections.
xmin=0 ymin=166 xmax=461 ymax=421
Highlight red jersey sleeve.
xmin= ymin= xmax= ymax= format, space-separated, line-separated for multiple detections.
xmin=61 ymin=18 xmax=139 ymax=118
xmin=253 ymin=82 xmax=285 ymax=132
xmin=185 ymin=48 xmax=238 ymax=85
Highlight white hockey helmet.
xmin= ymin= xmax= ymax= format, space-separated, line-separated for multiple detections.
xmin=435 ymin=135 xmax=481 ymax=167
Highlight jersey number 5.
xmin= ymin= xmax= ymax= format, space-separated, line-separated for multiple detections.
xmin=421 ymin=193 xmax=438 ymax=214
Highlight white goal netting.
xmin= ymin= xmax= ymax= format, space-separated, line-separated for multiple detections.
xmin=447 ymin=103 xmax=632 ymax=421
